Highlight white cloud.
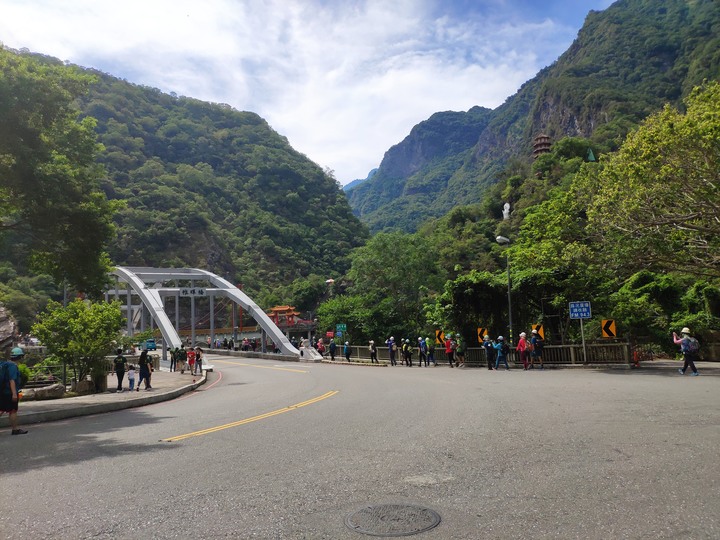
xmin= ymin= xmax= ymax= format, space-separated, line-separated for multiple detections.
xmin=0 ymin=0 xmax=610 ymax=183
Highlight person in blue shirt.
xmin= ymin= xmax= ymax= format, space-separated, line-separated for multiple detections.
xmin=329 ymin=340 xmax=337 ymax=361
xmin=344 ymin=341 xmax=351 ymax=362
xmin=1 ymin=347 xmax=28 ymax=435
xmin=493 ymin=336 xmax=510 ymax=370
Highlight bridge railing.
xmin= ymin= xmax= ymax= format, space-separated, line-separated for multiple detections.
xmin=334 ymin=343 xmax=631 ymax=366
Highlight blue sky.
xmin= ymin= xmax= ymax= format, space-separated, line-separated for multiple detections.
xmin=0 ymin=0 xmax=615 ymax=184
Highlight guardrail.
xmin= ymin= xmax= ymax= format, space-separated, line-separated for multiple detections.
xmin=326 ymin=343 xmax=632 ymax=366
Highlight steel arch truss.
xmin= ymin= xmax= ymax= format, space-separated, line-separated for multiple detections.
xmin=108 ymin=267 xmax=299 ymax=356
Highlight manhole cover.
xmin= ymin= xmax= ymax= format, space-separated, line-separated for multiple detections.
xmin=345 ymin=504 xmax=441 ymax=537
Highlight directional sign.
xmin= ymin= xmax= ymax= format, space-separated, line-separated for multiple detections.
xmin=336 ymin=323 xmax=347 ymax=332
xmin=180 ymin=288 xmax=206 ymax=297
xmin=477 ymin=327 xmax=487 ymax=343
xmin=601 ymin=319 xmax=617 ymax=338
xmin=435 ymin=329 xmax=445 ymax=345
xmin=569 ymin=301 xmax=592 ymax=320
xmin=532 ymin=324 xmax=544 ymax=340
xmin=336 ymin=331 xmax=343 ymax=338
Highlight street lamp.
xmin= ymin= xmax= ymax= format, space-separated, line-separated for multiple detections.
xmin=496 ymin=236 xmax=513 ymax=345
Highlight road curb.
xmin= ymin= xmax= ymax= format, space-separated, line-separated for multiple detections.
xmin=1 ymin=375 xmax=207 ymax=428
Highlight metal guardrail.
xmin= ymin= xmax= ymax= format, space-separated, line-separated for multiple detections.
xmin=330 ymin=343 xmax=631 ymax=366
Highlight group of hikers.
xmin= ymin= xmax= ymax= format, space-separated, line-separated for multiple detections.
xmin=312 ymin=329 xmax=546 ymax=369
xmin=168 ymin=345 xmax=204 ymax=375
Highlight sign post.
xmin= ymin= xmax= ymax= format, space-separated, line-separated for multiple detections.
xmin=569 ymin=301 xmax=592 ymax=364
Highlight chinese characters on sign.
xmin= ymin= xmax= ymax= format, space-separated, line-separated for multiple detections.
xmin=569 ymin=301 xmax=591 ymax=320
xmin=180 ymin=288 xmax=206 ymax=297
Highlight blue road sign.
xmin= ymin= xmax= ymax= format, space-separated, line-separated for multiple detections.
xmin=569 ymin=301 xmax=592 ymax=319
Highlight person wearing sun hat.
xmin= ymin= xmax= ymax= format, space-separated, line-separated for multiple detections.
xmin=672 ymin=327 xmax=700 ymax=376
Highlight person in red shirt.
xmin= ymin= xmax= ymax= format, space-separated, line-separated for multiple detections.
xmin=517 ymin=332 xmax=529 ymax=370
xmin=445 ymin=334 xmax=455 ymax=368
xmin=186 ymin=348 xmax=196 ymax=375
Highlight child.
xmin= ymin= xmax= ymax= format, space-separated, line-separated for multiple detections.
xmin=127 ymin=365 xmax=136 ymax=391
xmin=187 ymin=347 xmax=196 ymax=375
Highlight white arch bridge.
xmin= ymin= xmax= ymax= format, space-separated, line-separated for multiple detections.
xmin=105 ymin=267 xmax=302 ymax=358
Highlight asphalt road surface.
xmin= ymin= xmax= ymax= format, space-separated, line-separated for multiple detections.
xmin=1 ymin=355 xmax=718 ymax=539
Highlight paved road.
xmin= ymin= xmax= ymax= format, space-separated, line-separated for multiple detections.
xmin=1 ymin=355 xmax=718 ymax=539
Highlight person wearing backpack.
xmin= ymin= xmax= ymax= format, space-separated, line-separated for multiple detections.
xmin=493 ymin=336 xmax=510 ymax=370
xmin=673 ymin=327 xmax=700 ymax=376
xmin=1 ymin=347 xmax=28 ymax=435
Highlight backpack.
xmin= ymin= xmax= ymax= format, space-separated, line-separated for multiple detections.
xmin=0 ymin=361 xmax=9 ymax=393
xmin=501 ymin=342 xmax=510 ymax=355
xmin=686 ymin=337 xmax=700 ymax=354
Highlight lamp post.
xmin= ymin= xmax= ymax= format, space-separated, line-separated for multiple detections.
xmin=496 ymin=236 xmax=513 ymax=345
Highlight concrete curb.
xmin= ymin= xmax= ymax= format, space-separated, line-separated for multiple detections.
xmin=1 ymin=375 xmax=206 ymax=428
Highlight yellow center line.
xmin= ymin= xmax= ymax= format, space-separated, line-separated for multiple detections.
xmin=212 ymin=359 xmax=308 ymax=373
xmin=162 ymin=390 xmax=339 ymax=442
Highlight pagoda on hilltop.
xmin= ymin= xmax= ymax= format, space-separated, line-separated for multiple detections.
xmin=532 ymin=133 xmax=552 ymax=159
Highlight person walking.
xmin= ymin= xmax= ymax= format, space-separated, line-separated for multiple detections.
xmin=386 ymin=337 xmax=397 ymax=366
xmin=194 ymin=347 xmax=203 ymax=375
xmin=530 ymin=329 xmax=544 ymax=370
xmin=456 ymin=337 xmax=466 ymax=368
xmin=127 ymin=365 xmax=136 ymax=391
xmin=418 ymin=337 xmax=428 ymax=367
xmin=344 ymin=341 xmax=351 ymax=362
xmin=186 ymin=347 xmax=196 ymax=375
xmin=112 ymin=348 xmax=128 ymax=392
xmin=445 ymin=334 xmax=455 ymax=367
xmin=169 ymin=347 xmax=177 ymax=372
xmin=402 ymin=339 xmax=413 ymax=367
xmin=369 ymin=340 xmax=378 ymax=363
xmin=1 ymin=347 xmax=28 ymax=435
xmin=674 ymin=327 xmax=700 ymax=376
xmin=494 ymin=336 xmax=510 ymax=370
xmin=517 ymin=332 xmax=529 ymax=370
xmin=178 ymin=345 xmax=188 ymax=374
xmin=136 ymin=350 xmax=152 ymax=391
xmin=426 ymin=337 xmax=436 ymax=366
xmin=482 ymin=335 xmax=495 ymax=370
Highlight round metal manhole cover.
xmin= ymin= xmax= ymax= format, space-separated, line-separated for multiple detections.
xmin=345 ymin=504 xmax=441 ymax=537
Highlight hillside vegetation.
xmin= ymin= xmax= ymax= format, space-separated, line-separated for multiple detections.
xmin=350 ymin=0 xmax=720 ymax=233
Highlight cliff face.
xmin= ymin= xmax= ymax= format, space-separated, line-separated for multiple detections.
xmin=0 ymin=306 xmax=17 ymax=352
xmin=349 ymin=0 xmax=720 ymax=233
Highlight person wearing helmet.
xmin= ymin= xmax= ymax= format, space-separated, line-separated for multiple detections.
xmin=1 ymin=347 xmax=28 ymax=435
xmin=425 ymin=337 xmax=436 ymax=366
xmin=386 ymin=337 xmax=397 ymax=366
xmin=530 ymin=329 xmax=544 ymax=369
xmin=368 ymin=340 xmax=378 ymax=364
xmin=418 ymin=337 xmax=428 ymax=367
xmin=493 ymin=336 xmax=510 ymax=370
xmin=444 ymin=333 xmax=455 ymax=367
xmin=482 ymin=334 xmax=495 ymax=370
xmin=517 ymin=332 xmax=529 ymax=370
xmin=344 ymin=341 xmax=351 ymax=362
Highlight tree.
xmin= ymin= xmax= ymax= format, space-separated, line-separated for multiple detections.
xmin=0 ymin=48 xmax=117 ymax=294
xmin=31 ymin=299 xmax=124 ymax=391
xmin=586 ymin=81 xmax=720 ymax=277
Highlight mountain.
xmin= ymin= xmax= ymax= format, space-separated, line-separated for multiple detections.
xmin=349 ymin=0 xmax=720 ymax=233
xmin=343 ymin=168 xmax=377 ymax=193
xmin=72 ymin=71 xmax=369 ymax=296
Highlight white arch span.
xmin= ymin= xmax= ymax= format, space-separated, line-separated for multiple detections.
xmin=108 ymin=267 xmax=300 ymax=356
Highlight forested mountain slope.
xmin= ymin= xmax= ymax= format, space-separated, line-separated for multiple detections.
xmin=75 ymin=71 xmax=368 ymax=297
xmin=350 ymin=0 xmax=720 ymax=233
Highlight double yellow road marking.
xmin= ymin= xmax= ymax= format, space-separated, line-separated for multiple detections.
xmin=162 ymin=390 xmax=339 ymax=442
